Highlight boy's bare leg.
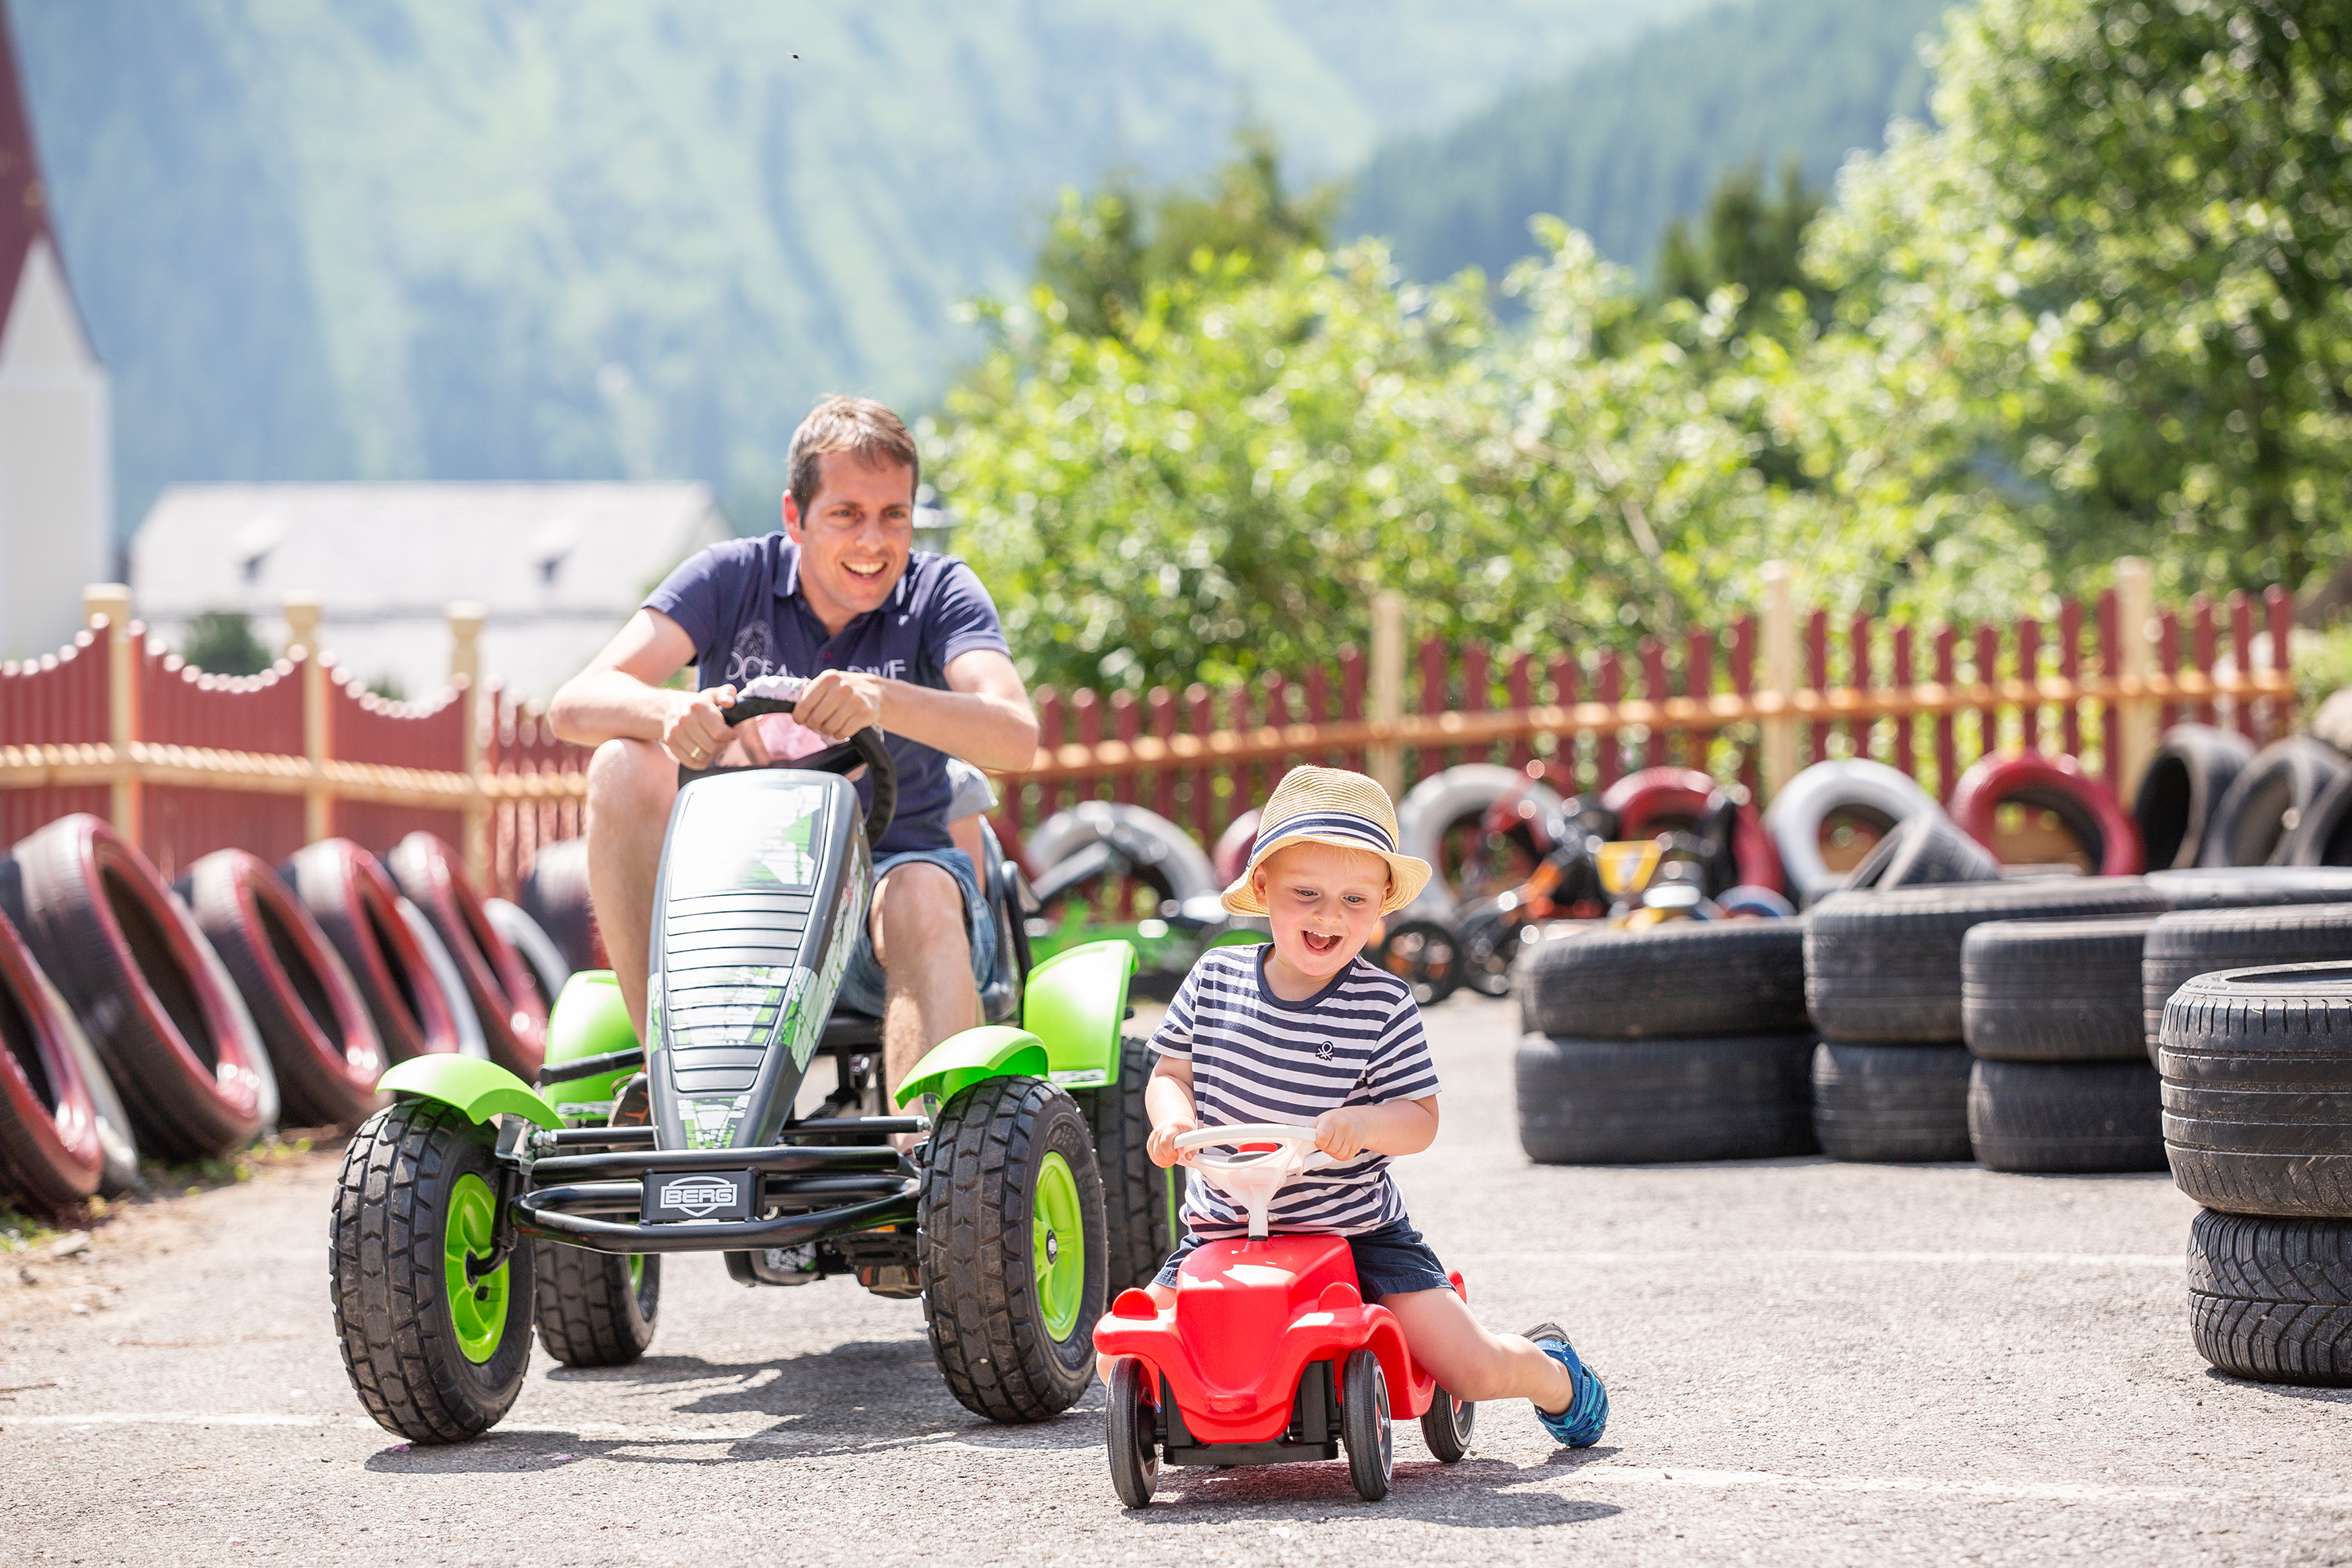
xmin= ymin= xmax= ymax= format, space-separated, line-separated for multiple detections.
xmin=1383 ymin=1288 xmax=1577 ymax=1412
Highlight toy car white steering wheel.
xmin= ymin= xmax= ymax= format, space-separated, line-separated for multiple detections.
xmin=1173 ymin=1124 xmax=1333 ymax=1239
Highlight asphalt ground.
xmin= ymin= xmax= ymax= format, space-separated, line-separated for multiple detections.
xmin=2 ymin=992 xmax=2348 ymax=1567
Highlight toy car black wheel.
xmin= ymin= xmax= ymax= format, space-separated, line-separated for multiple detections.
xmin=1106 ymin=1356 xmax=1160 ymax=1507
xmin=1420 ymin=1385 xmax=1474 ymax=1463
xmin=921 ymin=1074 xmax=1107 ymax=1422
xmin=532 ymin=1245 xmax=659 ymax=1367
xmin=330 ymin=1098 xmax=534 ymax=1443
xmin=1340 ymin=1347 xmax=1393 ymax=1501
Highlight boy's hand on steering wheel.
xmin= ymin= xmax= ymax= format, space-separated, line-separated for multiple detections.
xmin=664 ymin=686 xmax=737 ymax=768
xmin=1313 ymin=1108 xmax=1369 ymax=1162
xmin=793 ymin=670 xmax=885 ymax=742
xmin=1145 ymin=1113 xmax=1199 ymax=1169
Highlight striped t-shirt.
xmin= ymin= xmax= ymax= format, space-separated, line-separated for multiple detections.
xmin=1151 ymin=945 xmax=1440 ymax=1238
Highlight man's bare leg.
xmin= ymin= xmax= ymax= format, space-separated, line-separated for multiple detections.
xmin=870 ymin=861 xmax=980 ymax=1104
xmin=584 ymin=737 xmax=678 ymax=1038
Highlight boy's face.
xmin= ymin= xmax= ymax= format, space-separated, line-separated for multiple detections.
xmin=1253 ymin=840 xmax=1391 ymax=987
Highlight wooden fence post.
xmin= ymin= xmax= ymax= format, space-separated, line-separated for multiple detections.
xmin=2115 ymin=557 xmax=2158 ymax=801
xmin=81 ymin=582 xmax=139 ymax=844
xmin=1759 ymin=561 xmax=1796 ymax=804
xmin=283 ymin=591 xmax=331 ymax=843
xmin=448 ymin=601 xmax=489 ymax=886
xmin=1369 ymin=591 xmax=1404 ymax=804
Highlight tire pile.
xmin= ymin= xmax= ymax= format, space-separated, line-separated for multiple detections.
xmin=0 ymin=813 xmax=575 ymax=1216
xmin=1514 ymin=921 xmax=1817 ymax=1163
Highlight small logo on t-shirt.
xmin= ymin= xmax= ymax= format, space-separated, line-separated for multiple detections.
xmin=1317 ymin=1041 xmax=1336 ymax=1061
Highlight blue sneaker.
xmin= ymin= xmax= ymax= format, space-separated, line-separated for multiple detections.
xmin=1523 ymin=1321 xmax=1608 ymax=1448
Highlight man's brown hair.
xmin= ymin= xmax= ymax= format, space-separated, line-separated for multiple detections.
xmin=788 ymin=395 xmax=920 ymax=517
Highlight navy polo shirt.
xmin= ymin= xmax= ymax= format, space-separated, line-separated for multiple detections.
xmin=643 ymin=534 xmax=1012 ymax=855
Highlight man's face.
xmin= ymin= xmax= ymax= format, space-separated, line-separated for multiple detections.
xmin=782 ymin=452 xmax=915 ymax=629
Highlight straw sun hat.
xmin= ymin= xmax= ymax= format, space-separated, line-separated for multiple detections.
xmin=1219 ymin=765 xmax=1434 ymax=917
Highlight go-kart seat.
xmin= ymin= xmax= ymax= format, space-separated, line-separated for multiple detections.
xmin=818 ymin=819 xmax=1026 ymax=1050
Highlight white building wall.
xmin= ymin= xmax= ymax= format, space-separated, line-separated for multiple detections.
xmin=0 ymin=237 xmax=110 ymax=662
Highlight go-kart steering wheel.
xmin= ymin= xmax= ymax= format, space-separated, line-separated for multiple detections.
xmin=676 ymin=691 xmax=898 ymax=847
xmin=1173 ymin=1124 xmax=1334 ymax=1240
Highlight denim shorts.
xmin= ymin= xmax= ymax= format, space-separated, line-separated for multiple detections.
xmin=835 ymin=847 xmax=997 ymax=1018
xmin=1153 ymin=1218 xmax=1453 ymax=1302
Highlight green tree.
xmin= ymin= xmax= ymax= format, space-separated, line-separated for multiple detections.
xmin=1656 ymin=160 xmax=1831 ymax=330
xmin=1811 ymin=0 xmax=2352 ymax=596
xmin=178 ymin=611 xmax=272 ymax=675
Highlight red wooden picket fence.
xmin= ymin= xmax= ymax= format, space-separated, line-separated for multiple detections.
xmin=0 ymin=578 xmax=2300 ymax=895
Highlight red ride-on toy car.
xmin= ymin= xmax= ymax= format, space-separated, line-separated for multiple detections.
xmin=1093 ymin=1126 xmax=1475 ymax=1506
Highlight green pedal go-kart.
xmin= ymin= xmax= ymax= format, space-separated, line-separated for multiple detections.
xmin=328 ymin=690 xmax=1179 ymax=1443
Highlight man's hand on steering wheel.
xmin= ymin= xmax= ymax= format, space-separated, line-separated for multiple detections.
xmin=663 ymin=685 xmax=738 ymax=769
xmin=792 ymin=669 xmax=885 ymax=743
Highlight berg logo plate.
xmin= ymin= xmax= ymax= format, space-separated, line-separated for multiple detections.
xmin=644 ymin=1167 xmax=757 ymax=1224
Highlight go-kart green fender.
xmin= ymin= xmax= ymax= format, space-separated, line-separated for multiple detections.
xmin=1020 ymin=938 xmax=1137 ymax=1090
xmin=539 ymin=970 xmax=643 ymax=1125
xmin=377 ymin=1055 xmax=563 ymax=1131
xmin=893 ymin=1025 xmax=1051 ymax=1109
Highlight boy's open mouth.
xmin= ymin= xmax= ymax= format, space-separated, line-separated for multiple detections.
xmin=1301 ymin=929 xmax=1340 ymax=955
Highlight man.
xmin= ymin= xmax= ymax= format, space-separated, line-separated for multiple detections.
xmin=549 ymin=396 xmax=1038 ymax=1104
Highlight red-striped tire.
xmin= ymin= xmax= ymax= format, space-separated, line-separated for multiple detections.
xmin=287 ymin=839 xmax=464 ymax=1065
xmin=387 ymin=834 xmax=546 ymax=1079
xmin=0 ymin=903 xmax=105 ymax=1208
xmin=1602 ymin=768 xmax=1716 ymax=839
xmin=187 ymin=849 xmax=386 ymax=1128
xmin=1949 ymin=753 xmax=2143 ymax=876
xmin=9 ymin=814 xmax=268 ymax=1159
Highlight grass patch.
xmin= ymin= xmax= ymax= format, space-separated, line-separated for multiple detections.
xmin=0 ymin=1133 xmax=327 ymax=1249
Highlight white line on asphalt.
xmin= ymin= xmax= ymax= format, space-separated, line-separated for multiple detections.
xmin=2 ymin=1413 xmax=969 ymax=1448
xmin=1577 ymin=1464 xmax=2352 ymax=1507
xmin=1465 ymin=1251 xmax=2181 ymax=1266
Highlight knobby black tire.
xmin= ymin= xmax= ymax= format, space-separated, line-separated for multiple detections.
xmin=1966 ymin=1059 xmax=2166 ymax=1173
xmin=2142 ymin=902 xmax=2352 ymax=1061
xmin=1961 ymin=917 xmax=2157 ymax=1062
xmin=330 ymin=1099 xmax=534 ymax=1442
xmin=1810 ymin=1042 xmax=1974 ymax=1163
xmin=1076 ymin=1035 xmax=1179 ymax=1292
xmin=1419 ymin=1386 xmax=1474 ymax=1463
xmin=1106 ymin=1356 xmax=1160 ymax=1507
xmin=1806 ymin=879 xmax=2167 ymax=1044
xmin=1518 ymin=920 xmax=1809 ymax=1040
xmin=2158 ymin=963 xmax=2352 ymax=1218
xmin=531 ymin=1246 xmax=659 ymax=1367
xmin=2188 ymin=1208 xmax=2352 ymax=1386
xmin=920 ymin=1075 xmax=1106 ymax=1422
xmin=1516 ymin=1034 xmax=1817 ymax=1165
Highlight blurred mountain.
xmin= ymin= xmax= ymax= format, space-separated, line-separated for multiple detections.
xmin=1344 ymin=0 xmax=1950 ymax=287
xmin=7 ymin=0 xmax=1704 ymax=537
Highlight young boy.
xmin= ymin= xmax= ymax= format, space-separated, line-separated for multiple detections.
xmin=1127 ymin=765 xmax=1608 ymax=1449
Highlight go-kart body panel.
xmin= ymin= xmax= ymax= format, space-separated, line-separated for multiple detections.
xmin=378 ymin=1055 xmax=562 ymax=1131
xmin=893 ymin=1024 xmax=1049 ymax=1108
xmin=540 ymin=971 xmax=643 ymax=1124
xmin=1091 ymin=1234 xmax=1437 ymax=1445
xmin=647 ymin=770 xmax=870 ymax=1153
xmin=1021 ymin=939 xmax=1137 ymax=1089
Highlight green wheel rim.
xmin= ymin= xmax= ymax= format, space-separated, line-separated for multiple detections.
xmin=1031 ymin=1151 xmax=1085 ymax=1340
xmin=444 ymin=1172 xmax=508 ymax=1364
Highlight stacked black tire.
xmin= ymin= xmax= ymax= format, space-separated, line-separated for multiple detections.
xmin=1514 ymin=921 xmax=1816 ymax=1164
xmin=1959 ymin=918 xmax=2166 ymax=1172
xmin=1805 ymin=878 xmax=2168 ymax=1163
xmin=2161 ymin=957 xmax=2352 ymax=1386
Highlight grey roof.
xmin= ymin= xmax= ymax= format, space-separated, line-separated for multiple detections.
xmin=129 ymin=482 xmax=731 ymax=700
